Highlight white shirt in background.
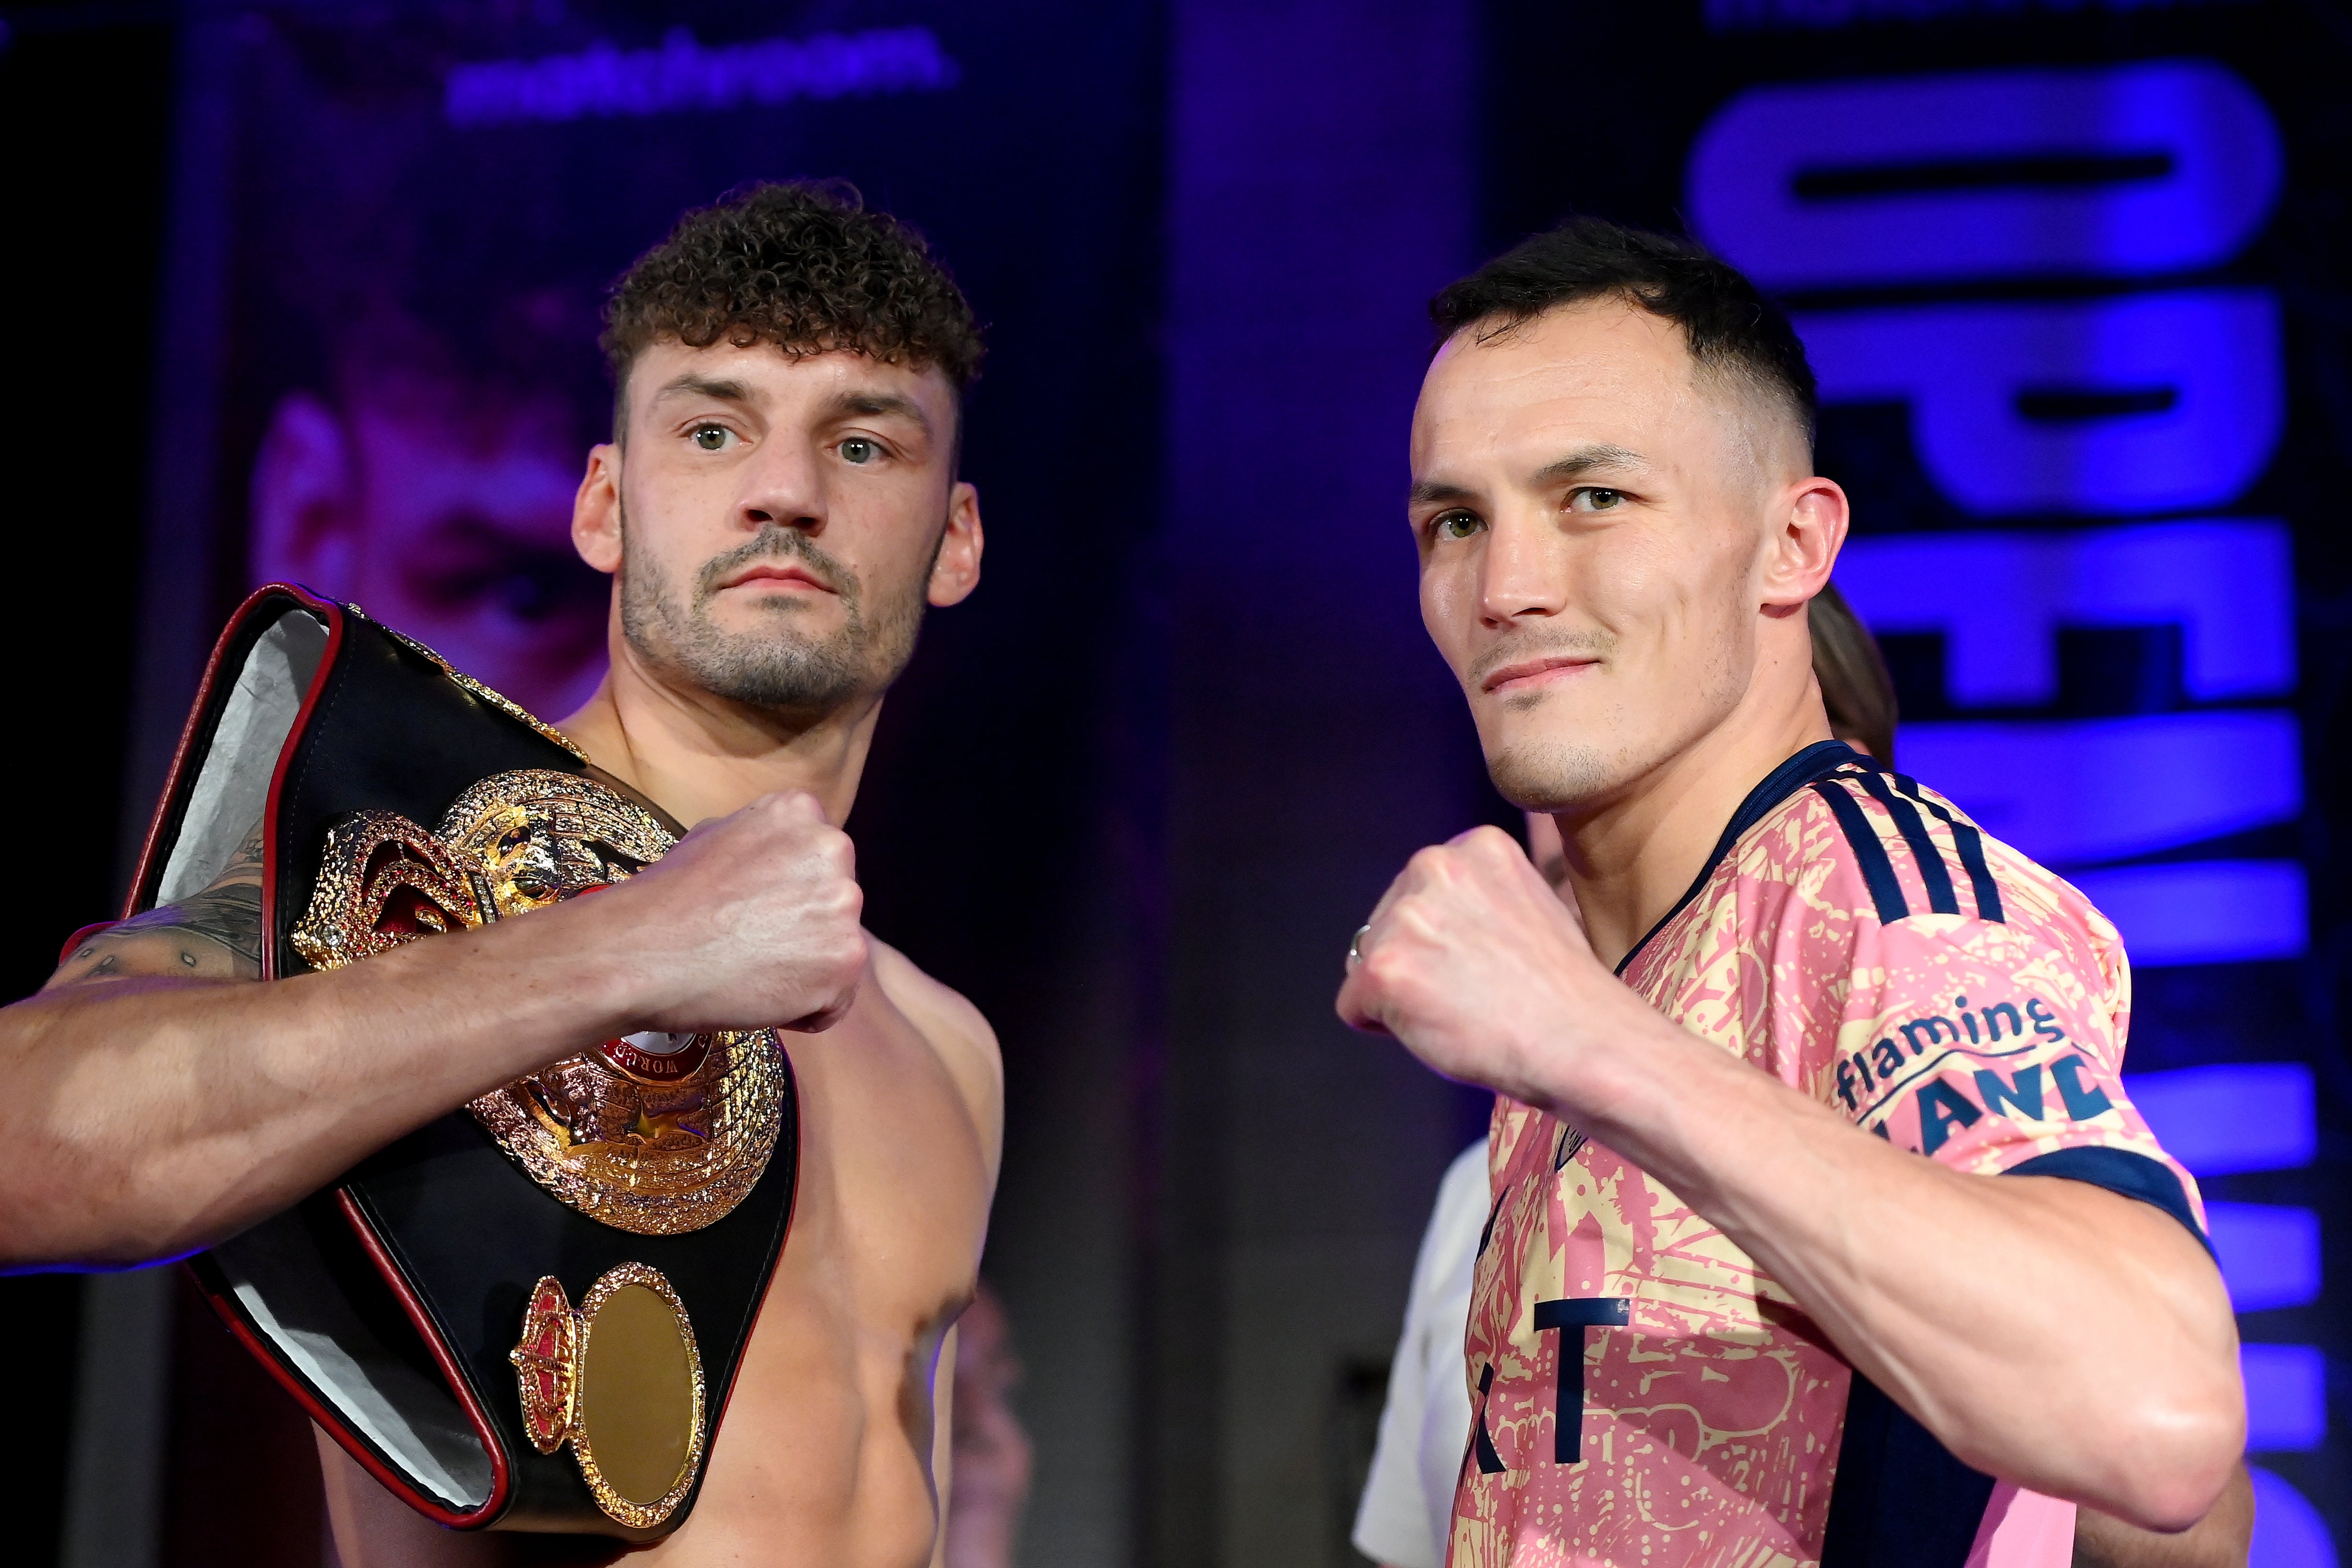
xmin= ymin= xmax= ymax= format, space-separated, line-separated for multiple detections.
xmin=1351 ymin=1138 xmax=1490 ymax=1568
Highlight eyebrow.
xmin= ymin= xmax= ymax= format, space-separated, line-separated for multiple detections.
xmin=1531 ymin=443 xmax=1650 ymax=486
xmin=1409 ymin=442 xmax=1652 ymax=510
xmin=1408 ymin=477 xmax=1479 ymax=508
xmin=644 ymin=377 xmax=937 ymax=441
xmin=822 ymin=389 xmax=934 ymax=435
xmin=649 ymin=373 xmax=756 ymax=406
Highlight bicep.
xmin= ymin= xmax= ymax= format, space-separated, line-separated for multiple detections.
xmin=2002 ymin=1175 xmax=2224 ymax=1306
xmin=44 ymin=826 xmax=266 ymax=990
xmin=46 ymin=896 xmax=262 ymax=988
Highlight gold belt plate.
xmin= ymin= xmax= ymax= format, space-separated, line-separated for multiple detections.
xmin=292 ymin=769 xmax=788 ymax=1236
xmin=511 ymin=1264 xmax=708 ymax=1528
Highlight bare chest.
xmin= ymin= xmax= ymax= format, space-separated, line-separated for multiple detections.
xmin=628 ymin=988 xmax=990 ymax=1565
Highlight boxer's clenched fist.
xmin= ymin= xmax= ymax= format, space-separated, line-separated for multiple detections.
xmin=1335 ymin=825 xmax=1655 ymax=1112
xmin=583 ymin=789 xmax=867 ymax=1033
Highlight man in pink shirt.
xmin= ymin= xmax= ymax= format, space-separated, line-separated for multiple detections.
xmin=1336 ymin=218 xmax=2243 ymax=1568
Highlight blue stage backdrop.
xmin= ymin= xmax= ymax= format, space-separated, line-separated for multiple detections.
xmin=1481 ymin=2 xmax=2350 ymax=1560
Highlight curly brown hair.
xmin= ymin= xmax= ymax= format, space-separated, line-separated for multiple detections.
xmin=601 ymin=180 xmax=984 ymax=423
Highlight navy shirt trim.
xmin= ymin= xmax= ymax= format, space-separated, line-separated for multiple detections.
xmin=1615 ymin=739 xmax=1863 ymax=978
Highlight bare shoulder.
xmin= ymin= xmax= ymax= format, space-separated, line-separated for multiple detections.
xmin=866 ymin=936 xmax=1004 ymax=1168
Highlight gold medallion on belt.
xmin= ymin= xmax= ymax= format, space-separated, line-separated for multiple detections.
xmin=291 ymin=767 xmax=789 ymax=1237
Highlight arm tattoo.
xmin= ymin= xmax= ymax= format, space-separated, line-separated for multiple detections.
xmin=219 ymin=821 xmax=266 ymax=880
xmin=109 ymin=884 xmax=265 ymax=973
xmin=49 ymin=818 xmax=268 ymax=986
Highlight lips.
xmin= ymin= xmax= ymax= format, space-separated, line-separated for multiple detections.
xmin=1481 ymin=654 xmax=1600 ymax=695
xmin=719 ymin=562 xmax=835 ymax=594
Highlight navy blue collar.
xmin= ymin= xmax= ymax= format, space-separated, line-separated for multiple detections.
xmin=1612 ymin=740 xmax=1865 ymax=978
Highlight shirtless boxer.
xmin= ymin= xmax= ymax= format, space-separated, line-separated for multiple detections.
xmin=1338 ymin=218 xmax=2241 ymax=1566
xmin=4 ymin=182 xmax=999 ymax=1568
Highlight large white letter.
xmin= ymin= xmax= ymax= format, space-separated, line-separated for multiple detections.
xmin=1834 ymin=521 xmax=2293 ymax=708
xmin=1797 ymin=290 xmax=2282 ymax=516
xmin=1689 ymin=60 xmax=2280 ymax=289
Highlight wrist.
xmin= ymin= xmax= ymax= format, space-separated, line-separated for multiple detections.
xmin=480 ymin=889 xmax=654 ymax=1039
xmin=1520 ymin=984 xmax=1702 ymax=1146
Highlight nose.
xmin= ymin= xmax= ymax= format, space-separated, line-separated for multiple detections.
xmin=1477 ymin=507 xmax=1568 ymax=628
xmin=736 ymin=432 xmax=826 ymax=536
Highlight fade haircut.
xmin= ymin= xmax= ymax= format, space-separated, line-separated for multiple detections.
xmin=601 ymin=180 xmax=985 ymax=442
xmin=1428 ymin=216 xmax=1818 ymax=458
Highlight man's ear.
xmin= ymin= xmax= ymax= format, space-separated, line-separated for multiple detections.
xmin=1762 ymin=474 xmax=1849 ymax=608
xmin=572 ymin=443 xmax=624 ymax=574
xmin=249 ymin=391 xmax=358 ymax=592
xmin=927 ymin=480 xmax=984 ymax=608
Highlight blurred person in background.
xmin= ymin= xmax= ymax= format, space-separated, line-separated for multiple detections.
xmin=246 ymin=299 xmax=613 ymax=720
xmin=1352 ymin=588 xmax=2252 ymax=1568
xmin=1339 ymin=218 xmax=2241 ymax=1567
xmin=238 ymin=107 xmax=620 ymax=719
xmin=944 ymin=1281 xmax=1035 ymax=1568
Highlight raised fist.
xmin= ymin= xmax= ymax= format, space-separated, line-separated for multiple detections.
xmin=586 ymin=789 xmax=867 ymax=1033
xmin=1336 ymin=825 xmax=1632 ymax=1107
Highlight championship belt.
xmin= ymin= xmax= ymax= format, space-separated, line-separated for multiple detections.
xmin=127 ymin=585 xmax=798 ymax=1539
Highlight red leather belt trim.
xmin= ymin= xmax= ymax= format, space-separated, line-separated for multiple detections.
xmin=56 ymin=921 xmax=119 ymax=967
xmin=333 ymin=1188 xmax=513 ymax=1528
xmin=184 ymin=1258 xmax=491 ymax=1530
xmin=257 ymin=588 xmax=345 ymax=983
xmin=124 ymin=583 xmax=329 ymax=919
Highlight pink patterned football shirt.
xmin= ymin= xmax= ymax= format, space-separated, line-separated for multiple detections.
xmin=1447 ymin=741 xmax=2207 ymax=1568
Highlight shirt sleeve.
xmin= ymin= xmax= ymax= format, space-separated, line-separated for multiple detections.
xmin=1820 ymin=907 xmax=2207 ymax=1244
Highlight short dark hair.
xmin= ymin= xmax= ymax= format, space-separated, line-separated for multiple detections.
xmin=1428 ymin=216 xmax=1817 ymax=453
xmin=602 ymin=181 xmax=985 ymax=424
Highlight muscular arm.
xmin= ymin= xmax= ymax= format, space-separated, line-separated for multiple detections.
xmin=1 ymin=791 xmax=866 ymax=1271
xmin=871 ymin=938 xmax=1005 ymax=1185
xmin=54 ymin=823 xmax=269 ymax=985
xmin=2076 ymin=1462 xmax=2253 ymax=1568
xmin=1339 ymin=829 xmax=2242 ymax=1532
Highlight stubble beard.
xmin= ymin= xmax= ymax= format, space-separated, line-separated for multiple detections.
xmin=1471 ymin=619 xmax=1749 ymax=814
xmin=1471 ymin=627 xmax=1623 ymax=812
xmin=618 ymin=509 xmax=929 ymax=716
xmin=1486 ymin=738 xmax=1619 ymax=814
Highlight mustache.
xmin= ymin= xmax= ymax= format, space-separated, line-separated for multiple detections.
xmin=693 ymin=526 xmax=856 ymax=606
xmin=1468 ymin=626 xmax=1616 ymax=687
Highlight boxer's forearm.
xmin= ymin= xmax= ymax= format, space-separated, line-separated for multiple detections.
xmin=1515 ymin=990 xmax=2238 ymax=1529
xmin=0 ymin=901 xmax=642 ymax=1269
xmin=1 ymin=789 xmax=866 ymax=1270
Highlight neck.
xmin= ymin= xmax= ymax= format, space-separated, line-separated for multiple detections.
xmin=554 ymin=624 xmax=881 ymax=830
xmin=1553 ymin=662 xmax=1831 ymax=971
